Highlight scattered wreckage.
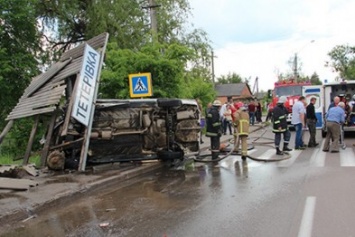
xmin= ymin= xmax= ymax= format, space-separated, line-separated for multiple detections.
xmin=0 ymin=32 xmax=201 ymax=171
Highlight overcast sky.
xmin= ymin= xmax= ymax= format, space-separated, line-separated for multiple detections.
xmin=189 ymin=0 xmax=355 ymax=90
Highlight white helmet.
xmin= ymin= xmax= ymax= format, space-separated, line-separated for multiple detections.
xmin=352 ymin=94 xmax=355 ymax=100
xmin=278 ymin=96 xmax=287 ymax=104
xmin=212 ymin=100 xmax=222 ymax=107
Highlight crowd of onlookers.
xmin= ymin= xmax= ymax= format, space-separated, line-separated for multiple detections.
xmin=215 ymin=99 xmax=263 ymax=135
xmin=199 ymin=94 xmax=353 ymax=157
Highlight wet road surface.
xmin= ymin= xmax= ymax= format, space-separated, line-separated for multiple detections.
xmin=2 ymin=128 xmax=355 ymax=237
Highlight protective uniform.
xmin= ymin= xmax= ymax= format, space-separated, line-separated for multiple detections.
xmin=233 ymin=106 xmax=250 ymax=160
xmin=272 ymin=96 xmax=292 ymax=155
xmin=206 ymin=100 xmax=222 ymax=160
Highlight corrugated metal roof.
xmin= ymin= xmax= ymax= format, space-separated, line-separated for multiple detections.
xmin=6 ymin=32 xmax=109 ymax=121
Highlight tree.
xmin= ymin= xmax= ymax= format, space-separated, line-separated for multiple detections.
xmin=0 ymin=0 xmax=41 ymax=128
xmin=309 ymin=72 xmax=322 ymax=85
xmin=36 ymin=0 xmax=195 ymax=51
xmin=216 ymin=72 xmax=243 ymax=84
xmin=100 ymin=42 xmax=215 ymax=101
xmin=326 ymin=45 xmax=355 ymax=80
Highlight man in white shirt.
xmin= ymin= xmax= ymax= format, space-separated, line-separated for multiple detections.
xmin=219 ymin=102 xmax=227 ymax=134
xmin=291 ymin=96 xmax=306 ymax=149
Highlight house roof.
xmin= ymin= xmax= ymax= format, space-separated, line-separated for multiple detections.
xmin=215 ymin=83 xmax=250 ymax=97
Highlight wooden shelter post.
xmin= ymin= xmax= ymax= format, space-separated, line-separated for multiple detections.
xmin=23 ymin=115 xmax=40 ymax=165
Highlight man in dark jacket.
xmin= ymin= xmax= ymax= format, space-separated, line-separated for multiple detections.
xmin=306 ymin=97 xmax=319 ymax=147
xmin=206 ymin=100 xmax=222 ymax=160
xmin=272 ymin=96 xmax=292 ymax=155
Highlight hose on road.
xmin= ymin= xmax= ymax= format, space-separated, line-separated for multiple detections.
xmin=193 ymin=124 xmax=292 ymax=163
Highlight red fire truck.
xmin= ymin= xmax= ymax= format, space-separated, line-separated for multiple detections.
xmin=268 ymin=80 xmax=312 ymax=126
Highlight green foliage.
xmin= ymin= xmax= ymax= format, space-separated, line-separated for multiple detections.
xmin=1 ymin=119 xmax=32 ymax=156
xmin=0 ymin=153 xmax=40 ymax=166
xmin=309 ymin=72 xmax=323 ymax=85
xmin=326 ymin=45 xmax=355 ymax=80
xmin=0 ymin=0 xmax=41 ymax=128
xmin=217 ymin=72 xmax=243 ymax=84
xmin=100 ymin=42 xmax=215 ymax=100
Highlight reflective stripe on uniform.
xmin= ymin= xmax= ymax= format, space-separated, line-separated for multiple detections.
xmin=207 ymin=114 xmax=212 ymax=117
xmin=239 ymin=119 xmax=249 ymax=136
xmin=273 ymin=129 xmax=286 ymax=132
xmin=274 ymin=120 xmax=280 ymax=124
xmin=212 ymin=122 xmax=221 ymax=127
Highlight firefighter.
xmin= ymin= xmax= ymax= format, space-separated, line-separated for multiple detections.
xmin=206 ymin=100 xmax=222 ymax=160
xmin=233 ymin=104 xmax=250 ymax=160
xmin=272 ymin=96 xmax=292 ymax=155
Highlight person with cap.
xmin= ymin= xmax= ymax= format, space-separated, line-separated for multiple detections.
xmin=206 ymin=100 xmax=223 ymax=160
xmin=323 ymin=101 xmax=346 ymax=153
xmin=272 ymin=96 xmax=292 ymax=155
xmin=233 ymin=104 xmax=250 ymax=160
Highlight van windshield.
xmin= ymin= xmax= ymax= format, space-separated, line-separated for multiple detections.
xmin=275 ymin=86 xmax=302 ymax=96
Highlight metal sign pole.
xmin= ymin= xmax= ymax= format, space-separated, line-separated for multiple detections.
xmin=78 ymin=34 xmax=109 ymax=171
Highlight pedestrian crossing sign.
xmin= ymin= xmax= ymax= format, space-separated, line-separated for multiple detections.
xmin=129 ymin=73 xmax=153 ymax=98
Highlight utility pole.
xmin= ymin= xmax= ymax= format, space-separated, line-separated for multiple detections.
xmin=142 ymin=0 xmax=160 ymax=41
xmin=293 ymin=53 xmax=298 ymax=82
xmin=211 ymin=50 xmax=215 ymax=85
xmin=148 ymin=0 xmax=159 ymax=39
xmin=253 ymin=76 xmax=259 ymax=99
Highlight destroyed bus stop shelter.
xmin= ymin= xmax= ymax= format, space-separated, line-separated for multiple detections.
xmin=0 ymin=32 xmax=109 ymax=171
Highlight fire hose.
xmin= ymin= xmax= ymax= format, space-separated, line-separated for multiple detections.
xmin=193 ymin=125 xmax=292 ymax=163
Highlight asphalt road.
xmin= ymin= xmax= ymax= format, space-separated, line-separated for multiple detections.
xmin=1 ymin=126 xmax=355 ymax=237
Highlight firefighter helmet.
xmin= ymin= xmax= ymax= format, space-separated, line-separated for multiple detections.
xmin=278 ymin=96 xmax=287 ymax=104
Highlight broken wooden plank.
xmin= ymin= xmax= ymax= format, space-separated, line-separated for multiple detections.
xmin=0 ymin=177 xmax=38 ymax=191
xmin=0 ymin=120 xmax=14 ymax=145
xmin=0 ymin=165 xmax=18 ymax=174
xmin=22 ymin=165 xmax=39 ymax=177
xmin=49 ymin=137 xmax=84 ymax=151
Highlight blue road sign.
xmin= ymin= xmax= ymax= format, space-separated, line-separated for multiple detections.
xmin=129 ymin=73 xmax=152 ymax=98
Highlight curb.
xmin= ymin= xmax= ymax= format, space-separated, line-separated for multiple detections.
xmin=0 ymin=162 xmax=163 ymax=226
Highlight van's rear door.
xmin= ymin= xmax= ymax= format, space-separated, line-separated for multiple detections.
xmin=303 ymin=85 xmax=323 ymax=128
